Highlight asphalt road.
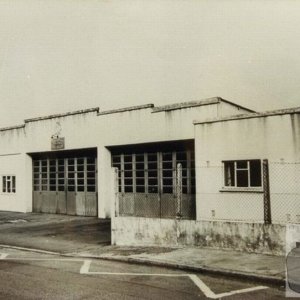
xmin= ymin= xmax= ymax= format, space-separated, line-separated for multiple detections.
xmin=0 ymin=247 xmax=289 ymax=300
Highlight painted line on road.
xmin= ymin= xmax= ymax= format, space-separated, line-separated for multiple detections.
xmin=80 ymin=260 xmax=92 ymax=274
xmin=189 ymin=274 xmax=268 ymax=299
xmin=85 ymin=271 xmax=188 ymax=277
xmin=0 ymin=250 xmax=270 ymax=299
xmin=189 ymin=274 xmax=217 ymax=299
xmin=80 ymin=259 xmax=269 ymax=299
xmin=3 ymin=258 xmax=85 ymax=262
xmin=80 ymin=259 xmax=188 ymax=277
xmin=0 ymin=244 xmax=59 ymax=256
xmin=212 ymin=286 xmax=269 ymax=299
xmin=0 ymin=253 xmax=8 ymax=259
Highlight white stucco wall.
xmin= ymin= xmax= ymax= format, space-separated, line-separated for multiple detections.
xmin=194 ymin=113 xmax=300 ymax=223
xmin=0 ymin=99 xmax=252 ymax=217
xmin=95 ymin=102 xmax=250 ymax=217
xmin=0 ymin=127 xmax=25 ymax=155
xmin=0 ymin=154 xmax=27 ymax=212
xmin=0 ymin=127 xmax=28 ymax=212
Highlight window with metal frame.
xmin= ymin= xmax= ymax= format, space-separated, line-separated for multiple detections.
xmin=2 ymin=175 xmax=16 ymax=193
xmin=147 ymin=153 xmax=158 ymax=193
xmin=86 ymin=157 xmax=96 ymax=192
xmin=223 ymin=160 xmax=262 ymax=188
xmin=33 ymin=157 xmax=96 ymax=193
xmin=112 ymin=151 xmax=195 ymax=195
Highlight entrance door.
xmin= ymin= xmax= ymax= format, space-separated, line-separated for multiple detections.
xmin=112 ymin=148 xmax=196 ymax=219
xmin=33 ymin=155 xmax=97 ymax=216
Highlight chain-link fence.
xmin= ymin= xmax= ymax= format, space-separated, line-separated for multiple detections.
xmin=195 ymin=161 xmax=300 ymax=224
xmin=195 ymin=163 xmax=265 ymax=223
xmin=114 ymin=161 xmax=300 ymax=224
xmin=269 ymin=162 xmax=300 ymax=224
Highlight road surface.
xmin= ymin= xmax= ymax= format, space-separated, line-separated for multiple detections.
xmin=0 ymin=247 xmax=288 ymax=299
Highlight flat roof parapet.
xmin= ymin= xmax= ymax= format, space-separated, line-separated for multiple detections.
xmin=0 ymin=124 xmax=25 ymax=132
xmin=0 ymin=97 xmax=255 ymax=130
xmin=151 ymin=97 xmax=254 ymax=113
xmin=98 ymin=104 xmax=154 ymax=116
xmin=24 ymin=107 xmax=100 ymax=123
xmin=152 ymin=97 xmax=221 ymax=113
xmin=193 ymin=106 xmax=300 ymax=125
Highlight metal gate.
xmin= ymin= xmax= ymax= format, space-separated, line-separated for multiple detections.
xmin=33 ymin=156 xmax=97 ymax=216
xmin=112 ymin=149 xmax=196 ymax=219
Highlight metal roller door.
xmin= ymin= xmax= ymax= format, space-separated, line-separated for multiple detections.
xmin=33 ymin=155 xmax=97 ymax=216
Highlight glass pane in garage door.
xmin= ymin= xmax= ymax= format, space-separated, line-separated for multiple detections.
xmin=77 ymin=157 xmax=85 ymax=192
xmin=41 ymin=160 xmax=48 ymax=191
xmin=86 ymin=157 xmax=96 ymax=192
xmin=33 ymin=160 xmax=40 ymax=191
xmin=67 ymin=158 xmax=75 ymax=191
xmin=49 ymin=160 xmax=57 ymax=191
xmin=57 ymin=159 xmax=65 ymax=191
xmin=33 ymin=156 xmax=97 ymax=193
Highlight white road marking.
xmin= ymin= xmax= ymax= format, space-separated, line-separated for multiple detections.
xmin=87 ymin=272 xmax=188 ymax=277
xmin=189 ymin=274 xmax=268 ymax=299
xmin=80 ymin=258 xmax=187 ymax=276
xmin=4 ymin=258 xmax=84 ymax=261
xmin=0 ymin=249 xmax=269 ymax=299
xmin=80 ymin=260 xmax=92 ymax=274
xmin=0 ymin=253 xmax=8 ymax=259
xmin=81 ymin=259 xmax=269 ymax=298
xmin=0 ymin=244 xmax=58 ymax=255
xmin=189 ymin=275 xmax=217 ymax=299
xmin=213 ymin=286 xmax=269 ymax=299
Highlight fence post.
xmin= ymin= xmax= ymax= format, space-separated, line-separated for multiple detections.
xmin=263 ymin=159 xmax=272 ymax=224
xmin=176 ymin=163 xmax=182 ymax=219
xmin=114 ymin=167 xmax=119 ymax=217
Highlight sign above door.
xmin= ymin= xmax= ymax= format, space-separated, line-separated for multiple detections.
xmin=51 ymin=137 xmax=65 ymax=150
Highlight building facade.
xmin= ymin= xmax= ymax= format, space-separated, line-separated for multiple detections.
xmin=194 ymin=107 xmax=300 ymax=224
xmin=1 ymin=98 xmax=299 ymax=255
xmin=0 ymin=97 xmax=250 ymax=218
xmin=112 ymin=105 xmax=300 ymax=255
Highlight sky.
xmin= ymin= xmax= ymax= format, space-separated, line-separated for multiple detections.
xmin=0 ymin=0 xmax=300 ymax=127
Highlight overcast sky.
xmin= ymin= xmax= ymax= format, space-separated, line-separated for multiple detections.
xmin=0 ymin=0 xmax=300 ymax=127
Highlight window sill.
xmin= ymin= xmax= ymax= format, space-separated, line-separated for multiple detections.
xmin=0 ymin=193 xmax=16 ymax=195
xmin=219 ymin=187 xmax=264 ymax=193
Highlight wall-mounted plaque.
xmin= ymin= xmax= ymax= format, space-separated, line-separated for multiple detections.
xmin=51 ymin=137 xmax=65 ymax=150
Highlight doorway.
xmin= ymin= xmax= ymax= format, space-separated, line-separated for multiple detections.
xmin=31 ymin=148 xmax=97 ymax=216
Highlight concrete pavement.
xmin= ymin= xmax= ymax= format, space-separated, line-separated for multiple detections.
xmin=0 ymin=211 xmax=286 ymax=286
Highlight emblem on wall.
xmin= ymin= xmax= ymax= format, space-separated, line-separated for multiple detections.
xmin=51 ymin=122 xmax=65 ymax=150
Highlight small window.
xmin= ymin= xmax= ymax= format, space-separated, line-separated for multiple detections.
xmin=224 ymin=160 xmax=262 ymax=188
xmin=2 ymin=175 xmax=16 ymax=193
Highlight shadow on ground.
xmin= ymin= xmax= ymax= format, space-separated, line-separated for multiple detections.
xmin=0 ymin=211 xmax=111 ymax=253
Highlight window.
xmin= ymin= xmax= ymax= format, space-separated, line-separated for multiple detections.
xmin=32 ymin=157 xmax=96 ymax=193
xmin=112 ymin=151 xmax=195 ymax=195
xmin=224 ymin=160 xmax=261 ymax=188
xmin=2 ymin=175 xmax=16 ymax=193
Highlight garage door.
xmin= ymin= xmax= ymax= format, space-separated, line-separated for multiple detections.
xmin=33 ymin=156 xmax=97 ymax=216
xmin=111 ymin=140 xmax=196 ymax=219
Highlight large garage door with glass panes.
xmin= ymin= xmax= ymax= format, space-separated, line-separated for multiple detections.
xmin=32 ymin=150 xmax=97 ymax=216
xmin=111 ymin=141 xmax=196 ymax=219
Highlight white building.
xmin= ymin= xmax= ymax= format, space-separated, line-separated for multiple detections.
xmin=0 ymin=97 xmax=299 ymax=255
xmin=194 ymin=107 xmax=300 ymax=225
xmin=0 ymin=97 xmax=249 ymax=216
